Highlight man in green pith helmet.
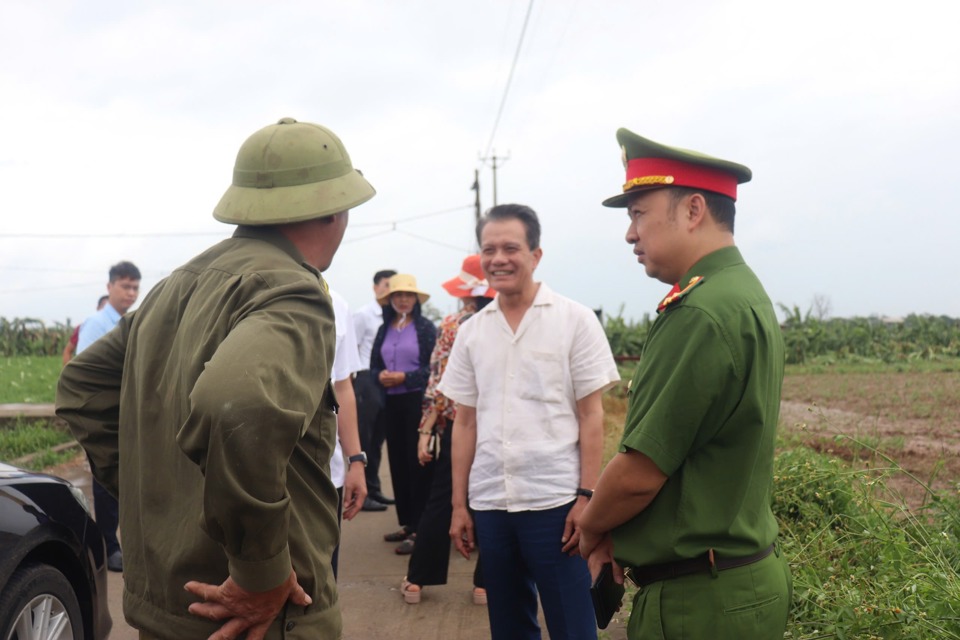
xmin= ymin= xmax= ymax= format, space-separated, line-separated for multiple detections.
xmin=579 ymin=129 xmax=791 ymax=638
xmin=57 ymin=117 xmax=375 ymax=640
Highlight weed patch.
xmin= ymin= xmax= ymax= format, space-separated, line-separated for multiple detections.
xmin=776 ymin=442 xmax=960 ymax=638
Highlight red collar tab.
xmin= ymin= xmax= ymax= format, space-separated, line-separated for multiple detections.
xmin=625 ymin=158 xmax=738 ymax=200
xmin=656 ymin=276 xmax=704 ymax=314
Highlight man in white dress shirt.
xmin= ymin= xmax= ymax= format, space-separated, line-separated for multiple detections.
xmin=328 ymin=288 xmax=368 ymax=576
xmin=352 ymin=269 xmax=396 ymax=510
xmin=439 ymin=204 xmax=620 ymax=640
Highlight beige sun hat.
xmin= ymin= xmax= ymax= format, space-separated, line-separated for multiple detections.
xmin=213 ymin=117 xmax=376 ymax=225
xmin=377 ymin=274 xmax=430 ymax=305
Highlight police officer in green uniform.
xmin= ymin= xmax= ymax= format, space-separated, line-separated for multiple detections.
xmin=579 ymin=129 xmax=791 ymax=638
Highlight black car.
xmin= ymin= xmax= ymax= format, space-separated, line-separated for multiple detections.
xmin=0 ymin=462 xmax=112 ymax=640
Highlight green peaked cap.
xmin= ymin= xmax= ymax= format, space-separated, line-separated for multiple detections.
xmin=213 ymin=117 xmax=376 ymax=225
xmin=602 ymin=129 xmax=751 ymax=207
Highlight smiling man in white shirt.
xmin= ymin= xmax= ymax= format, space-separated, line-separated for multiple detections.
xmin=439 ymin=204 xmax=620 ymax=640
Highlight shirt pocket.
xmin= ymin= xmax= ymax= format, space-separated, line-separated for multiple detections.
xmin=517 ymin=350 xmax=564 ymax=404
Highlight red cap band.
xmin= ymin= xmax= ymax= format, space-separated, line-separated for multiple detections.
xmin=624 ymin=158 xmax=738 ymax=200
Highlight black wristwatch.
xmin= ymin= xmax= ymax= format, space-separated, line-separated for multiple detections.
xmin=348 ymin=452 xmax=368 ymax=467
xmin=576 ymin=487 xmax=594 ymax=499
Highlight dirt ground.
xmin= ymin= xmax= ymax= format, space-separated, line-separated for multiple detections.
xmin=778 ymin=370 xmax=960 ymax=508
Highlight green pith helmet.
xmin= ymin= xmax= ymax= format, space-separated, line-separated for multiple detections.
xmin=213 ymin=117 xmax=376 ymax=225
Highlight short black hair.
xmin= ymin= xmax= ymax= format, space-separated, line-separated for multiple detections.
xmin=97 ymin=295 xmax=109 ymax=308
xmin=476 ymin=204 xmax=541 ymax=250
xmin=474 ymin=296 xmax=494 ymax=312
xmin=374 ymin=270 xmax=397 ymax=285
xmin=109 ymin=261 xmax=141 ymax=282
xmin=669 ymin=188 xmax=736 ymax=233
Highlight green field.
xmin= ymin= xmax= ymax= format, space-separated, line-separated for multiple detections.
xmin=0 ymin=355 xmax=62 ymax=403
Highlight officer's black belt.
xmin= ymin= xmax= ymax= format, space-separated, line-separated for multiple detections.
xmin=626 ymin=543 xmax=775 ymax=588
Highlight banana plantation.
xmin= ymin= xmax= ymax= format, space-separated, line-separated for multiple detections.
xmin=601 ymin=309 xmax=960 ymax=365
xmin=4 ymin=312 xmax=960 ymax=364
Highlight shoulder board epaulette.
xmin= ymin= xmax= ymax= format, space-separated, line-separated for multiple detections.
xmin=656 ymin=276 xmax=704 ymax=314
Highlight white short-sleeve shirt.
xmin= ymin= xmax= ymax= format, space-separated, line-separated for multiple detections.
xmin=352 ymin=300 xmax=383 ymax=369
xmin=330 ymin=289 xmax=362 ymax=489
xmin=438 ymin=282 xmax=620 ymax=511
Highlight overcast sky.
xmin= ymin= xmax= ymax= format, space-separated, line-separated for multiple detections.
xmin=2 ymin=0 xmax=958 ymax=328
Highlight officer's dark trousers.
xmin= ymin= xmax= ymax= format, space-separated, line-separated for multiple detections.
xmin=90 ymin=466 xmax=121 ymax=554
xmin=332 ymin=487 xmax=344 ymax=579
xmin=352 ymin=370 xmax=386 ymax=495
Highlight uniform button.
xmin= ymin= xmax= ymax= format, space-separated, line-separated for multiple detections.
xmin=286 ymin=621 xmax=296 ymax=631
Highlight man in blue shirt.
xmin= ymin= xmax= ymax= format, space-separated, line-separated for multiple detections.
xmin=76 ymin=260 xmax=141 ymax=572
xmin=77 ymin=261 xmax=141 ymax=352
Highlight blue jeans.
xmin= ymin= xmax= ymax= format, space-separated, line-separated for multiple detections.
xmin=474 ymin=502 xmax=597 ymax=640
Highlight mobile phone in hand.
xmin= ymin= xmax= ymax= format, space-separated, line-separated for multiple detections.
xmin=589 ymin=562 xmax=625 ymax=629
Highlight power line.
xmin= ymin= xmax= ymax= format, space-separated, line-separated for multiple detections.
xmin=483 ymin=0 xmax=536 ymax=158
xmin=0 ymin=281 xmax=103 ymax=295
xmin=341 ymin=229 xmax=394 ymax=244
xmin=0 ymin=231 xmax=228 ymax=239
xmin=1 ymin=266 xmax=106 ymax=274
xmin=0 ymin=205 xmax=475 ymax=239
xmin=394 ymin=230 xmax=472 ymax=253
xmin=352 ymin=204 xmax=474 ymax=228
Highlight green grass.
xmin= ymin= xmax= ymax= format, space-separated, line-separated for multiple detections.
xmin=775 ymin=440 xmax=960 ymax=639
xmin=17 ymin=448 xmax=79 ymax=471
xmin=786 ymin=358 xmax=960 ymax=375
xmin=604 ymin=438 xmax=960 ymax=639
xmin=0 ymin=417 xmax=72 ymax=459
xmin=0 ymin=355 xmax=61 ymax=403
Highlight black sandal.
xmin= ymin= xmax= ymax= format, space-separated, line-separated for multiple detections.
xmin=395 ymin=534 xmax=416 ymax=555
xmin=383 ymin=528 xmax=411 ymax=542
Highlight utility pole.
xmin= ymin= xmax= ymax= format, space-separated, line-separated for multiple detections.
xmin=471 ymin=169 xmax=482 ymax=250
xmin=472 ymin=169 xmax=481 ymax=225
xmin=479 ymin=151 xmax=510 ymax=207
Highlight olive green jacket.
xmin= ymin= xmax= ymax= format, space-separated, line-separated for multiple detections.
xmin=57 ymin=226 xmax=342 ymax=639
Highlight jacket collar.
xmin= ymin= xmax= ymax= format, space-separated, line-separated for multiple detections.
xmin=680 ymin=246 xmax=744 ymax=288
xmin=232 ymin=225 xmax=319 ymax=277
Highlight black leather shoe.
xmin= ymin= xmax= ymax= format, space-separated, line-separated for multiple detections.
xmin=107 ymin=550 xmax=123 ymax=572
xmin=395 ymin=535 xmax=416 ymax=555
xmin=362 ymin=497 xmax=388 ymax=512
xmin=369 ymin=492 xmax=396 ymax=505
